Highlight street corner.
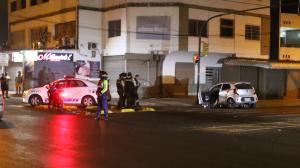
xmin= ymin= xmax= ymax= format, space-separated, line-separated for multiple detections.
xmin=85 ymin=105 xmax=156 ymax=114
xmin=111 ymin=105 xmax=156 ymax=113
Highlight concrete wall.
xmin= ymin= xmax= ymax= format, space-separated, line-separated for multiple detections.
xmin=286 ymin=70 xmax=300 ymax=99
xmin=78 ymin=9 xmax=102 ymax=59
xmin=103 ymin=8 xmax=127 ymax=56
xmin=126 ymin=7 xmax=179 ymax=54
xmin=10 ymin=11 xmax=76 ymax=49
xmin=8 ymin=0 xmax=77 ymax=23
xmin=101 ymin=0 xmax=269 ymax=15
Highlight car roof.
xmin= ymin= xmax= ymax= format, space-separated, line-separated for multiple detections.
xmin=214 ymin=82 xmax=251 ymax=85
xmin=52 ymin=78 xmax=97 ymax=87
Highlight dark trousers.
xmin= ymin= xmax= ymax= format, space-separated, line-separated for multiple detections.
xmin=96 ymin=93 xmax=108 ymax=119
xmin=117 ymin=91 xmax=125 ymax=108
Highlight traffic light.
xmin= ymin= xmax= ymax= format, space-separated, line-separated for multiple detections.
xmin=194 ymin=54 xmax=200 ymax=63
xmin=201 ymin=42 xmax=209 ymax=57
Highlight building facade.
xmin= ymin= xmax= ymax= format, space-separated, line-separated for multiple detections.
xmin=8 ymin=0 xmax=273 ymax=97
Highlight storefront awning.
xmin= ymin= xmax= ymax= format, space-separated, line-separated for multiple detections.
xmin=218 ymin=57 xmax=300 ymax=69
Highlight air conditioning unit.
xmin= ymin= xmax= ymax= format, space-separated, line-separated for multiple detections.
xmin=88 ymin=42 xmax=97 ymax=50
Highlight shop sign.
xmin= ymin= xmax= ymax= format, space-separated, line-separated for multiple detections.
xmin=37 ymin=52 xmax=73 ymax=61
xmin=0 ymin=53 xmax=9 ymax=66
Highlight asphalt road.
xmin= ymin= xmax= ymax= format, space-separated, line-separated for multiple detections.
xmin=1 ymin=98 xmax=300 ymax=168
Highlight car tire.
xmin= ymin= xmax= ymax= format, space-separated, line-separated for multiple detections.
xmin=249 ymin=103 xmax=256 ymax=108
xmin=29 ymin=95 xmax=43 ymax=106
xmin=81 ymin=96 xmax=95 ymax=107
xmin=227 ymin=98 xmax=236 ymax=109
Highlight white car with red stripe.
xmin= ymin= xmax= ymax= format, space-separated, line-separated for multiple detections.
xmin=22 ymin=77 xmax=98 ymax=107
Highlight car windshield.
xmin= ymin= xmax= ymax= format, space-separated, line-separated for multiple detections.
xmin=235 ymin=83 xmax=253 ymax=89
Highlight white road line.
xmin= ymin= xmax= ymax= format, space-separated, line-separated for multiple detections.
xmin=191 ymin=121 xmax=300 ymax=134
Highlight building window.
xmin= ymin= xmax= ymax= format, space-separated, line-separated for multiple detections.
xmin=108 ymin=20 xmax=121 ymax=38
xmin=55 ymin=21 xmax=76 ymax=48
xmin=245 ymin=25 xmax=260 ymax=40
xmin=188 ymin=20 xmax=207 ymax=37
xmin=10 ymin=0 xmax=26 ymax=12
xmin=220 ymin=19 xmax=234 ymax=38
xmin=30 ymin=26 xmax=48 ymax=49
xmin=11 ymin=1 xmax=17 ymax=12
xmin=280 ymin=29 xmax=300 ymax=48
xmin=31 ymin=0 xmax=49 ymax=6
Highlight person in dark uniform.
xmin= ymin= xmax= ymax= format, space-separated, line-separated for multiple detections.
xmin=124 ymin=72 xmax=135 ymax=108
xmin=47 ymin=83 xmax=56 ymax=110
xmin=133 ymin=74 xmax=141 ymax=107
xmin=0 ymin=73 xmax=7 ymax=98
xmin=116 ymin=73 xmax=126 ymax=108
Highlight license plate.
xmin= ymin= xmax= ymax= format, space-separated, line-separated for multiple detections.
xmin=245 ymin=98 xmax=251 ymax=102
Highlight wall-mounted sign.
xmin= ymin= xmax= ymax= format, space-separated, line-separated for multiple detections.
xmin=0 ymin=53 xmax=9 ymax=66
xmin=12 ymin=52 xmax=24 ymax=62
xmin=136 ymin=16 xmax=171 ymax=40
xmin=37 ymin=52 xmax=73 ymax=61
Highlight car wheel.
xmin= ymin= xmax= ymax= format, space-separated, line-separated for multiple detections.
xmin=81 ymin=96 xmax=95 ymax=107
xmin=227 ymin=98 xmax=236 ymax=109
xmin=29 ymin=95 xmax=43 ymax=106
xmin=249 ymin=103 xmax=256 ymax=108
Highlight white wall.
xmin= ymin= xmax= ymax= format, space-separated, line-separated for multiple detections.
xmin=103 ymin=8 xmax=127 ymax=56
xmin=101 ymin=0 xmax=269 ymax=15
xmin=78 ymin=9 xmax=102 ymax=60
xmin=162 ymin=51 xmax=227 ymax=84
xmin=127 ymin=7 xmax=179 ymax=54
xmin=79 ymin=0 xmax=102 ymax=7
xmin=188 ymin=8 xmax=266 ymax=59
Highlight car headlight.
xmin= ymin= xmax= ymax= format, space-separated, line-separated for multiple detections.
xmin=23 ymin=90 xmax=29 ymax=96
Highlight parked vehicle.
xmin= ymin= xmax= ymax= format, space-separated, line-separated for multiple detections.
xmin=23 ymin=76 xmax=98 ymax=107
xmin=206 ymin=82 xmax=258 ymax=108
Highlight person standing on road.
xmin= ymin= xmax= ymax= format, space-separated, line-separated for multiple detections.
xmin=134 ymin=74 xmax=141 ymax=107
xmin=116 ymin=73 xmax=126 ymax=108
xmin=95 ymin=71 xmax=109 ymax=121
xmin=0 ymin=73 xmax=7 ymax=98
xmin=47 ymin=83 xmax=56 ymax=110
xmin=5 ymin=72 xmax=10 ymax=98
xmin=15 ymin=71 xmax=23 ymax=95
xmin=124 ymin=72 xmax=135 ymax=108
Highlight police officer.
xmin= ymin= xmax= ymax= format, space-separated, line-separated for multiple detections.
xmin=116 ymin=73 xmax=126 ymax=108
xmin=47 ymin=83 xmax=56 ymax=110
xmin=124 ymin=72 xmax=135 ymax=108
xmin=134 ymin=74 xmax=141 ymax=107
xmin=95 ymin=71 xmax=109 ymax=121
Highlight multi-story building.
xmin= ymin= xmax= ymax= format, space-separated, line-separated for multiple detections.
xmin=8 ymin=0 xmax=274 ymax=97
xmin=0 ymin=0 xmax=8 ymax=49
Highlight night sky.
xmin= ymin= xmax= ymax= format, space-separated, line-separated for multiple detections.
xmin=0 ymin=0 xmax=8 ymax=45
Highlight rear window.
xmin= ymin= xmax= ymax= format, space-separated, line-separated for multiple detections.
xmin=235 ymin=83 xmax=253 ymax=89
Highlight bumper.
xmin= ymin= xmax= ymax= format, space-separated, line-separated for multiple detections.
xmin=235 ymin=96 xmax=258 ymax=104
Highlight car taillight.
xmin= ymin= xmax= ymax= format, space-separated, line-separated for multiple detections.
xmin=234 ymin=88 xmax=239 ymax=95
xmin=60 ymin=92 xmax=67 ymax=98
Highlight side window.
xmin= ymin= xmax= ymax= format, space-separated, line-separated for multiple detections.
xmin=75 ymin=80 xmax=87 ymax=87
xmin=211 ymin=84 xmax=221 ymax=92
xmin=67 ymin=80 xmax=77 ymax=88
xmin=55 ymin=80 xmax=66 ymax=89
xmin=222 ymin=84 xmax=231 ymax=91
